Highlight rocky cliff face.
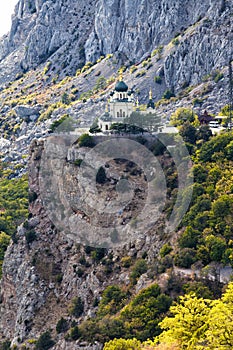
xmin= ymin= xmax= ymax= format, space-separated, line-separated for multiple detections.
xmin=0 ymin=0 xmax=232 ymax=89
xmin=0 ymin=137 xmax=170 ymax=348
xmin=0 ymin=1 xmax=232 ymax=347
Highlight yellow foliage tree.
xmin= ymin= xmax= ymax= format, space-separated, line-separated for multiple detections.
xmin=205 ymin=283 xmax=233 ymax=349
xmin=156 ymin=293 xmax=211 ymax=349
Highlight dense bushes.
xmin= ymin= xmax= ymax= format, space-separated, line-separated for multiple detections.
xmin=0 ymin=170 xmax=28 ymax=277
xmin=0 ymin=173 xmax=28 ymax=236
xmin=174 ymin=131 xmax=233 ymax=268
xmin=103 ymin=282 xmax=233 ymax=349
xmin=97 ymin=285 xmax=128 ymax=317
xmin=78 ymin=284 xmax=172 ymax=343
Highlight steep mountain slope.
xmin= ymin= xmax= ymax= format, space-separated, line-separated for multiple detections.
xmin=0 ymin=0 xmax=232 ymax=89
xmin=0 ymin=1 xmax=233 ymax=349
xmin=0 ymin=137 xmax=173 ymax=348
xmin=0 ymin=0 xmax=232 ymax=168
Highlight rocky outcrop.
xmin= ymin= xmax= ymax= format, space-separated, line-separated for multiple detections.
xmin=0 ymin=0 xmax=232 ymax=89
xmin=0 ymin=0 xmax=98 ymax=84
xmin=0 ymin=137 xmax=168 ymax=347
xmin=85 ymin=0 xmax=225 ymax=62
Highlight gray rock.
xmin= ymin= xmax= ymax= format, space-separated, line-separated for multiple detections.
xmin=0 ymin=0 xmax=232 ymax=90
xmin=14 ymin=105 xmax=40 ymax=119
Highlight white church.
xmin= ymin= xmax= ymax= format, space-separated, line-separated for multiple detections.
xmin=98 ymin=75 xmax=156 ymax=132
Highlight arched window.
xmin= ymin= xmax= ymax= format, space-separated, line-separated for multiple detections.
xmin=117 ymin=112 xmax=119 ymax=117
xmin=106 ymin=125 xmax=108 ymax=131
xmin=120 ymin=109 xmax=122 ymax=117
xmin=120 ymin=93 xmax=122 ymax=99
xmin=123 ymin=111 xmax=125 ymax=118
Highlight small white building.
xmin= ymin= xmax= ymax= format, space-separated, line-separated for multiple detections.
xmin=98 ymin=76 xmax=135 ymax=131
xmin=98 ymin=77 xmax=157 ymax=132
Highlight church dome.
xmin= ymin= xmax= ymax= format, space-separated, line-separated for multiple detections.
xmin=115 ymin=80 xmax=128 ymax=92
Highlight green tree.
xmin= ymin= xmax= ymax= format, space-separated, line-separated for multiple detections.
xmin=205 ymin=235 xmax=227 ymax=262
xmin=96 ymin=166 xmax=107 ymax=184
xmin=170 ymin=108 xmax=198 ymax=127
xmin=212 ymin=195 xmax=233 ymax=219
xmin=97 ymin=285 xmax=127 ymax=317
xmin=69 ymin=297 xmax=84 ymax=317
xmin=35 ymin=331 xmax=55 ymax=350
xmin=157 ymin=293 xmax=211 ymax=349
xmin=220 ymin=104 xmax=231 ymax=117
xmin=178 ymin=226 xmax=200 ymax=249
xmin=160 ymin=244 xmax=173 ymax=258
xmin=56 ymin=317 xmax=69 ymax=333
xmin=226 ymin=140 xmax=233 ymax=160
xmin=179 ymin=122 xmax=196 ymax=144
xmin=196 ymin=125 xmax=212 ymax=142
xmin=0 ymin=340 xmax=11 ymax=350
xmin=120 ymin=284 xmax=172 ymax=341
xmin=206 ymin=282 xmax=233 ymax=349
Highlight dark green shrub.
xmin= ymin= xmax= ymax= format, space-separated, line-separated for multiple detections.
xmin=158 ymin=255 xmax=173 ymax=273
xmin=172 ymin=37 xmax=179 ymax=45
xmin=97 ymin=285 xmax=127 ymax=317
xmin=91 ymin=247 xmax=106 ymax=262
xmin=96 ymin=166 xmax=107 ymax=184
xmin=61 ymin=92 xmax=71 ymax=105
xmin=74 ymin=159 xmax=83 ymax=167
xmin=84 ymin=245 xmax=93 ymax=254
xmin=56 ymin=317 xmax=69 ymax=333
xmin=174 ymin=248 xmax=197 ymax=268
xmin=163 ymin=89 xmax=175 ymax=100
xmin=76 ymin=268 xmax=84 ymax=277
xmin=179 ymin=121 xmax=197 ymax=144
xmin=178 ymin=226 xmax=200 ymax=249
xmin=183 ymin=281 xmax=214 ymax=299
xmin=28 ymin=191 xmax=38 ymax=203
xmin=154 ymin=76 xmax=162 ymax=84
xmin=25 ymin=230 xmax=37 ymax=244
xmin=78 ymin=134 xmax=95 ymax=147
xmin=35 ymin=331 xmax=55 ymax=350
xmin=79 ymin=255 xmax=87 ymax=265
xmin=93 ymin=297 xmax=99 ymax=307
xmin=69 ymin=297 xmax=84 ymax=317
xmin=160 ymin=243 xmax=173 ymax=257
xmin=70 ymin=326 xmax=81 ymax=340
xmin=130 ymin=259 xmax=147 ymax=284
xmin=0 ymin=340 xmax=11 ymax=350
xmin=89 ymin=125 xmax=101 ymax=134
xmin=56 ymin=274 xmax=63 ymax=283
